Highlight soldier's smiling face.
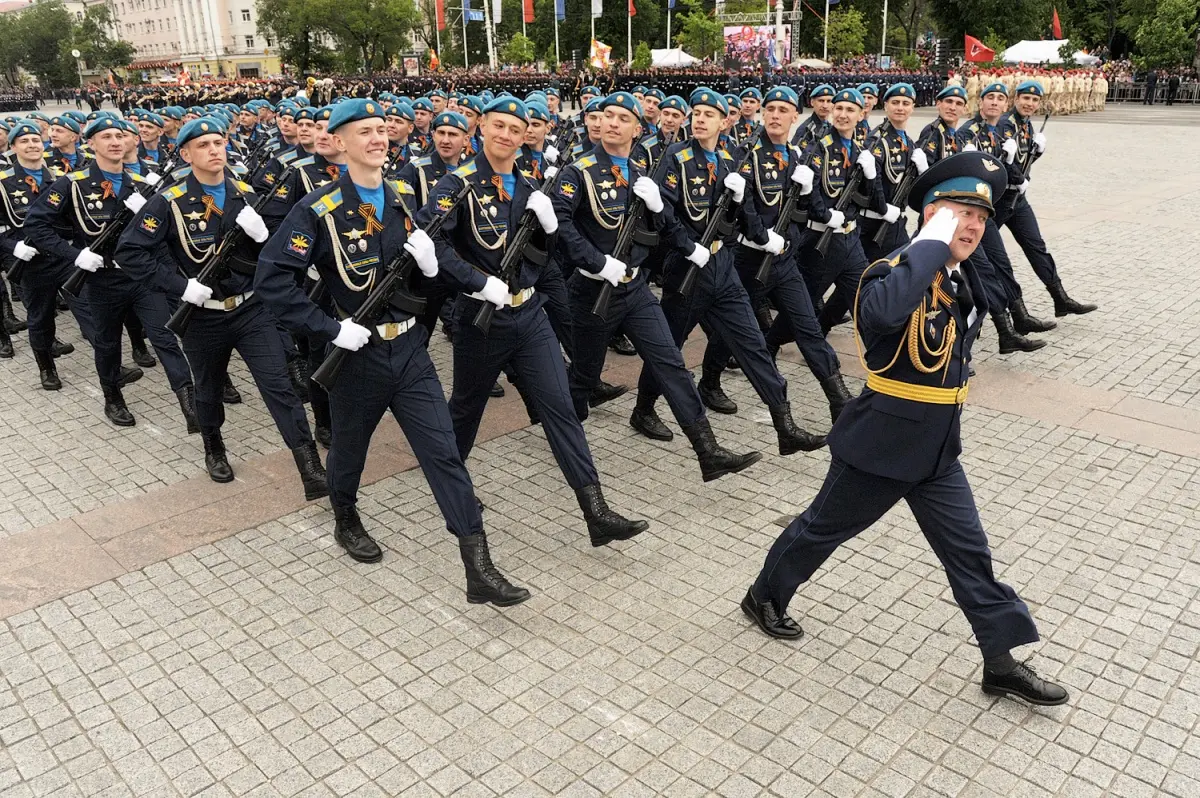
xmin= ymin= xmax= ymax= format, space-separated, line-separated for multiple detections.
xmin=658 ymin=107 xmax=686 ymax=134
xmin=13 ymin=133 xmax=43 ymax=164
xmin=297 ymin=119 xmax=317 ymax=147
xmin=885 ymin=96 xmax=913 ymax=127
xmin=762 ymin=100 xmax=797 ymax=140
xmin=830 ymin=101 xmax=862 ymax=137
xmin=937 ymin=96 xmax=965 ymax=126
xmin=1015 ymin=93 xmax=1040 ymax=116
xmin=481 ymin=112 xmax=527 ymax=161
xmin=335 ymin=118 xmax=389 ymax=169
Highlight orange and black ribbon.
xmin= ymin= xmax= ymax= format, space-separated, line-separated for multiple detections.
xmin=772 ymin=151 xmax=787 ymax=172
xmin=531 ymin=158 xmax=542 ymax=181
xmin=326 ymin=165 xmax=340 ymax=182
xmin=201 ymin=194 xmax=223 ymax=221
xmin=841 ymin=147 xmax=851 ymax=169
xmin=706 ymin=162 xmax=717 ymax=185
xmin=491 ymin=174 xmax=511 ymax=202
xmin=24 ymin=176 xmax=39 ymax=195
xmin=100 ymin=180 xmax=115 ymax=200
xmin=357 ymin=204 xmax=385 ymax=236
xmin=611 ymin=165 xmax=627 ymax=188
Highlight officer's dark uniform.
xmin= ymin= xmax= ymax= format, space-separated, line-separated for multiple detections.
xmin=789 ymin=84 xmax=834 ymax=149
xmin=116 ymin=167 xmax=319 ymax=485
xmin=24 ymin=139 xmax=191 ymax=424
xmin=744 ymin=152 xmax=1068 ymax=709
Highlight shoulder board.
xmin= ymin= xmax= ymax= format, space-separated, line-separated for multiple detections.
xmin=234 ymin=180 xmax=253 ymax=193
xmin=675 ymin=147 xmax=694 ymax=164
xmin=278 ymin=150 xmax=299 ymax=164
xmin=163 ymin=183 xmax=188 ymax=200
xmin=720 ymin=149 xmax=733 ymax=161
xmin=0 ymin=168 xmax=13 ymax=181
xmin=389 ymin=179 xmax=413 ymax=196
xmin=862 ymin=255 xmax=900 ymax=282
xmin=128 ymin=171 xmax=147 ymax=183
xmin=230 ymin=163 xmax=248 ymax=177
xmin=292 ymin=155 xmax=315 ymax=167
xmin=311 ymin=188 xmax=343 ymax=217
xmin=641 ymin=135 xmax=658 ymax=150
xmin=820 ymin=134 xmax=833 ymax=146
xmin=412 ymin=155 xmax=432 ymax=168
xmin=452 ymin=161 xmax=477 ymax=178
xmin=576 ymin=154 xmax=597 ymax=169
xmin=68 ymin=169 xmax=90 ymax=181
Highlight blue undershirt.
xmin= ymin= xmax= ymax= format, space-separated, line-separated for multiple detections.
xmin=354 ymin=183 xmax=385 ymax=221
xmin=701 ymin=149 xmax=717 ymax=167
xmin=336 ymin=163 xmax=348 ymax=175
xmin=125 ymin=160 xmax=142 ymax=176
xmin=99 ymin=169 xmax=124 ymax=196
xmin=610 ymin=155 xmax=628 ymax=183
xmin=23 ymin=167 xmax=43 ymax=187
xmin=145 ymin=148 xmax=160 ymax=163
xmin=497 ymin=172 xmax=516 ymax=200
xmin=773 ymin=143 xmax=789 ymax=162
xmin=200 ymin=181 xmax=226 ymax=211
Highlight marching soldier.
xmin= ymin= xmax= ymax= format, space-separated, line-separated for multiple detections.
xmin=254 ymin=99 xmax=531 ymax=606
xmin=853 ymin=83 xmax=878 ymax=148
xmin=743 ymin=151 xmax=1070 ymax=710
xmin=115 ymin=116 xmax=325 ymax=495
xmin=860 ymin=82 xmax=924 ymax=263
xmin=46 ymin=116 xmax=89 ymax=173
xmin=419 ymin=96 xmax=650 ymax=550
xmin=734 ymin=87 xmax=761 ymax=140
xmin=790 ymin=84 xmax=834 ymax=149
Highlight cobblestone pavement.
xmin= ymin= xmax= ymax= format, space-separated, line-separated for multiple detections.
xmin=1 ymin=105 xmax=1199 ymax=796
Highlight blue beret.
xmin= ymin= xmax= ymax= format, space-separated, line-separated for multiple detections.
xmin=584 ymin=97 xmax=604 ymax=114
xmin=689 ymin=88 xmax=729 ymax=116
xmin=644 ymin=88 xmax=665 ymax=101
xmin=526 ymin=102 xmax=551 ymax=123
xmin=633 ymin=85 xmax=649 ymax=94
xmin=314 ymin=106 xmax=334 ymax=122
xmin=809 ymin=84 xmax=835 ymax=99
xmin=294 ymin=107 xmax=316 ymax=122
xmin=116 ymin=120 xmax=138 ymax=135
xmin=176 ymin=117 xmax=226 ymax=147
xmin=27 ymin=111 xmax=50 ymax=123
xmin=0 ymin=119 xmax=8 ymax=132
xmin=49 ymin=116 xmax=80 ymax=135
xmin=483 ymin=96 xmax=529 ymax=123
xmin=62 ymin=110 xmax=88 ymax=125
xmin=739 ymin=88 xmax=763 ymax=101
xmin=911 ymin=152 xmax=1008 ymax=214
xmin=937 ymin=85 xmax=968 ymax=101
xmin=660 ymin=95 xmax=689 ymax=114
xmin=600 ymin=91 xmax=643 ymax=120
xmin=459 ymin=96 xmax=484 ymax=116
xmin=386 ymin=103 xmax=415 ymax=122
xmin=981 ymin=82 xmax=1008 ymax=98
xmin=724 ymin=94 xmax=741 ymax=110
xmin=883 ymin=83 xmax=916 ymax=101
xmin=141 ymin=112 xmax=165 ymax=128
xmin=239 ymin=104 xmax=257 ymax=114
xmin=857 ymin=83 xmax=879 ymax=97
xmin=8 ymin=120 xmax=41 ymax=141
xmin=327 ymin=98 xmax=385 ymax=133
xmin=186 ymin=106 xmax=205 ymax=116
xmin=545 ymin=87 xmax=560 ymax=97
xmin=276 ymin=105 xmax=298 ymax=119
xmin=580 ymin=85 xmax=601 ymax=96
xmin=411 ymin=98 xmax=434 ymax=112
xmin=1015 ymin=80 xmax=1044 ymax=97
xmin=525 ymin=91 xmax=548 ymax=104
xmin=834 ymin=88 xmax=865 ymax=108
xmin=428 ymin=88 xmax=448 ymax=99
xmin=83 ymin=116 xmax=122 ymax=139
xmin=160 ymin=107 xmax=184 ymax=121
xmin=480 ymin=90 xmax=495 ymax=102
xmin=434 ymin=111 xmax=469 ymax=132
xmin=763 ymin=86 xmax=799 ymax=108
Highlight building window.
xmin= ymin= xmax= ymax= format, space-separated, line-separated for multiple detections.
xmin=244 ymin=35 xmax=254 ymax=48
xmin=241 ymin=9 xmax=251 ymax=21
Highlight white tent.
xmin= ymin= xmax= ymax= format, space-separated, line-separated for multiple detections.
xmin=1000 ymin=39 xmax=1100 ymax=66
xmin=651 ymin=48 xmax=700 ymax=68
xmin=791 ymin=57 xmax=833 ymax=69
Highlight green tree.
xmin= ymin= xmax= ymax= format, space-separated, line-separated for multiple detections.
xmin=500 ymin=32 xmax=536 ymax=64
xmin=827 ymin=8 xmax=867 ymax=59
xmin=0 ymin=13 xmax=24 ymax=87
xmin=258 ymin=0 xmax=338 ymax=74
xmin=17 ymin=1 xmax=76 ymax=87
xmin=674 ymin=0 xmax=721 ymax=59
xmin=632 ymin=40 xmax=652 ymax=70
xmin=1135 ymin=0 xmax=1198 ymax=67
xmin=313 ymin=0 xmax=421 ymax=71
xmin=928 ymin=0 xmax=1051 ymax=47
xmin=73 ymin=6 xmax=135 ymax=73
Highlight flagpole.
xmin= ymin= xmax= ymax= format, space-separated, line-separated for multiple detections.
xmin=483 ymin=0 xmax=496 ymax=69
xmin=666 ymin=8 xmax=671 ymax=49
xmin=881 ymin=0 xmax=888 ymax=56
xmin=462 ymin=4 xmax=469 ymax=68
xmin=554 ymin=8 xmax=561 ymax=65
xmin=627 ymin=10 xmax=632 ymax=64
xmin=822 ymin=0 xmax=829 ymax=61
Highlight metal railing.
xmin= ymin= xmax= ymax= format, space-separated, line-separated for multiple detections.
xmin=1107 ymin=81 xmax=1200 ymax=104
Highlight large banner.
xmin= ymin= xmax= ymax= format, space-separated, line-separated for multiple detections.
xmin=723 ymin=25 xmax=791 ymax=69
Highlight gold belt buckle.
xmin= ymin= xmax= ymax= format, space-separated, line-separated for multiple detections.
xmin=379 ymin=322 xmax=399 ymax=340
xmin=955 ymin=384 xmax=969 ymax=403
xmin=511 ymin=289 xmax=528 ymax=308
xmin=709 ymin=241 xmax=722 ymax=254
xmin=223 ymin=295 xmax=238 ymax=310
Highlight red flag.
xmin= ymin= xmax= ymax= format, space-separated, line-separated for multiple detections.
xmin=964 ymin=34 xmax=995 ymax=63
xmin=436 ymin=0 xmax=446 ymax=30
xmin=523 ymin=0 xmax=534 ymax=23
xmin=1052 ymin=8 xmax=1062 ymax=39
xmin=628 ymin=0 xmax=636 ymax=15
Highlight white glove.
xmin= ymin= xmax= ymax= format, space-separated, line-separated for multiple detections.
xmin=1033 ymin=132 xmax=1047 ymax=154
xmin=331 ymin=318 xmax=371 ymax=351
xmin=543 ymin=165 xmax=559 ymax=182
xmin=633 ymin=175 xmax=663 ymax=213
xmin=525 ymin=190 xmax=558 ymax=234
xmin=962 ymin=141 xmax=978 ymax=153
xmin=74 ymin=247 xmax=104 ymax=272
xmin=825 ymin=210 xmax=846 ymax=230
xmin=235 ymin=205 xmax=269 ymax=243
xmin=910 ymin=149 xmax=929 ymax=174
xmin=913 ymin=206 xmax=957 ymax=246
xmin=599 ymin=255 xmax=626 ymax=286
xmin=1018 ymin=179 xmax=1030 ymax=195
xmin=686 ymin=243 xmax=710 ymax=268
xmin=855 ymin=151 xmax=877 ymax=180
xmin=789 ymin=163 xmax=814 ymax=194
xmin=544 ymin=145 xmax=559 ymax=165
xmin=1001 ymin=138 xmax=1018 ymax=163
xmin=764 ymin=230 xmax=785 ymax=255
xmin=404 ymin=229 xmax=438 ymax=278
xmin=180 ymin=278 xmax=213 ymax=307
xmin=123 ymin=193 xmax=147 ymax=213
xmin=144 ymin=171 xmax=162 ymax=186
xmin=882 ymin=204 xmax=901 ymax=224
xmin=13 ymin=241 xmax=37 ymax=261
xmin=479 ymin=275 xmax=510 ymax=308
xmin=723 ymin=172 xmax=746 ymax=203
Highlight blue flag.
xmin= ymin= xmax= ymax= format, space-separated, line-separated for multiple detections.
xmin=555 ymin=0 xmax=565 ymax=20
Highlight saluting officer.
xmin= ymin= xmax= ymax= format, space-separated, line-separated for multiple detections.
xmin=115 ymin=116 xmax=325 ymax=496
xmin=698 ymin=86 xmax=853 ymax=425
xmin=743 ymin=151 xmax=1070 ymax=710
xmin=255 ymin=99 xmax=532 ymax=606
xmin=629 ymin=88 xmax=825 ymax=459
xmin=551 ymin=91 xmax=762 ymax=482
xmin=419 ymin=96 xmax=649 ymax=549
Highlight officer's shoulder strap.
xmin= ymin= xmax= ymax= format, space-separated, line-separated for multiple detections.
xmin=278 ymin=149 xmax=299 ymax=164
xmin=389 ymin=178 xmax=414 ymax=196
xmin=127 ymin=170 xmax=147 ymax=184
xmin=412 ymin=155 xmax=432 ymax=168
xmin=451 ymin=161 xmax=477 ymax=179
xmin=575 ymin=154 xmax=597 ymax=169
xmin=674 ymin=146 xmax=694 ymax=164
xmin=820 ymin=134 xmax=833 ymax=147
xmin=292 ymin=155 xmax=315 ymax=168
xmin=162 ymin=181 xmax=188 ymax=201
xmin=0 ymin=168 xmax=13 ymax=181
xmin=233 ymin=179 xmax=253 ymax=193
xmin=720 ymin=148 xmax=734 ymax=161
xmin=310 ymin=187 xmax=343 ymax=217
xmin=67 ymin=168 xmax=90 ymax=182
xmin=640 ymin=135 xmax=658 ymax=151
xmin=862 ymin=252 xmax=903 ymax=284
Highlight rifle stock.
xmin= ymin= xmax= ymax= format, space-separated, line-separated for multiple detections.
xmin=815 ymin=165 xmax=865 ymax=257
xmin=753 ymin=147 xmax=815 ymax=286
xmin=871 ymin=163 xmax=918 ymax=247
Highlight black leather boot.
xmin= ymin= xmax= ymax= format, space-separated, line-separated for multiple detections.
xmin=608 ymin=332 xmax=636 ymax=356
xmin=681 ymin=418 xmax=763 ymax=482
xmin=992 ymin=311 xmax=1046 ymax=354
xmin=287 ymin=355 xmax=310 ymax=403
xmin=103 ymin=385 xmax=136 ymax=427
xmin=117 ymin=365 xmax=144 ymax=387
xmin=459 ymin=532 xmax=531 ymax=606
xmin=333 ymin=504 xmax=382 ymax=563
xmin=576 ymin=484 xmax=649 ymax=547
xmin=0 ymin=326 xmax=12 ymax=358
xmin=176 ymin=386 xmax=199 ymax=434
xmin=1047 ymin=279 xmax=1098 ymax=317
xmin=200 ymin=427 xmax=234 ymax=483
xmin=489 ymin=381 xmax=505 ymax=398
xmin=819 ymin=372 xmax=853 ymax=423
xmin=1010 ymin=297 xmax=1056 ymax=334
xmin=292 ymin=441 xmax=329 ymax=501
xmin=222 ymin=374 xmax=242 ymax=404
xmin=699 ymin=373 xmax=738 ymax=414
xmin=740 ymin=588 xmax=803 ymax=639
xmin=769 ymin=403 xmax=827 ymax=455
xmin=315 ymin=424 xmax=333 ymax=448
xmin=52 ymin=338 xmax=74 ymax=357
xmin=588 ymin=380 xmax=628 ymax=408
xmin=630 ymin=404 xmax=673 ymax=441
xmin=981 ymin=660 xmax=1069 ymax=706
xmin=34 ymin=349 xmax=60 ymax=390
xmin=129 ymin=334 xmax=156 ymax=368
xmin=1 ymin=291 xmax=25 ymax=334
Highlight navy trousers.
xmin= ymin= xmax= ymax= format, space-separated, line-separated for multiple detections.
xmin=450 ymin=296 xmax=599 ymax=491
xmin=86 ymin=271 xmax=191 ymax=392
xmin=798 ymin=229 xmax=870 ymax=330
xmin=325 ymin=330 xmax=481 ymax=537
xmin=567 ymin=272 xmax=705 ymax=425
xmin=20 ymin=259 xmax=94 ymax=352
xmin=1000 ymin=197 xmax=1059 ymax=288
xmin=181 ymin=299 xmax=309 ymax=446
xmin=753 ymin=455 xmax=1040 ymax=658
xmin=638 ymin=249 xmax=787 ymax=409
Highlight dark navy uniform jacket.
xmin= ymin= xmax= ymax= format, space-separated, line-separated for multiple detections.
xmin=737 ymin=138 xmax=812 ymax=253
xmin=252 ymin=143 xmax=302 ymax=192
xmin=917 ymin=116 xmax=961 ymax=165
xmin=255 ymin=171 xmax=421 ymax=342
xmin=259 ymin=152 xmax=343 ymax=228
xmin=46 ymin=147 xmax=90 ymax=175
xmin=790 ymin=112 xmax=829 ymax=149
xmin=997 ymin=110 xmax=1041 ymax=198
xmin=802 ymin=131 xmax=887 ymax=226
xmin=656 ymin=137 xmax=745 ymax=256
xmin=415 ymin=152 xmax=554 ymax=296
xmin=115 ymin=173 xmax=263 ymax=300
xmin=0 ymin=161 xmax=56 ymax=259
xmin=956 ymin=115 xmax=1024 ymax=189
xmin=867 ymin=120 xmax=916 ymax=205
xmin=395 ymin=151 xmax=455 ymax=209
xmin=830 ymin=239 xmax=988 ymax=482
